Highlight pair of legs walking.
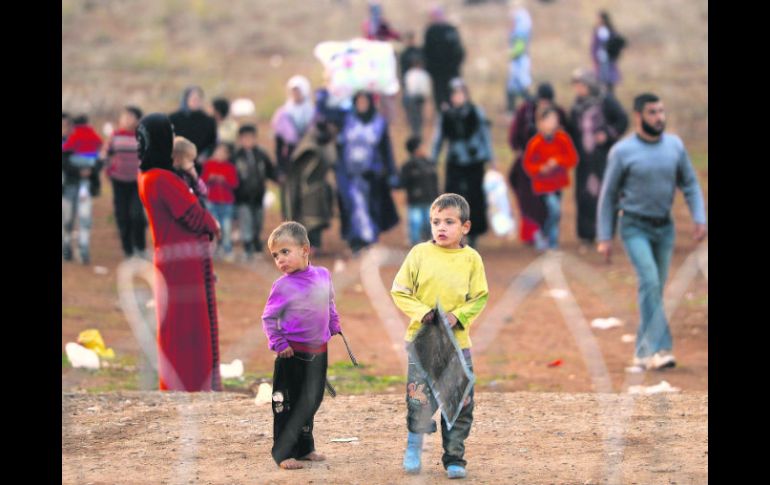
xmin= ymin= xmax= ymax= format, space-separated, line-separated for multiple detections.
xmin=404 ymin=347 xmax=474 ymax=478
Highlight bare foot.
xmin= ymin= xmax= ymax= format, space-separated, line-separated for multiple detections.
xmin=299 ymin=451 xmax=326 ymax=462
xmin=279 ymin=458 xmax=304 ymax=469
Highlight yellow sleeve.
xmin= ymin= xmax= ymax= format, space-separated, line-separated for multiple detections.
xmin=453 ymin=253 xmax=489 ymax=329
xmin=391 ymin=248 xmax=433 ymax=322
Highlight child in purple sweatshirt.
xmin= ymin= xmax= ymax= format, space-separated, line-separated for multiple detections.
xmin=262 ymin=221 xmax=342 ymax=470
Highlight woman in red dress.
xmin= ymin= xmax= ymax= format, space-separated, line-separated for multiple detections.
xmin=136 ymin=113 xmax=223 ymax=391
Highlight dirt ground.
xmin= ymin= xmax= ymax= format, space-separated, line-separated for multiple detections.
xmin=62 ymin=390 xmax=707 ymax=485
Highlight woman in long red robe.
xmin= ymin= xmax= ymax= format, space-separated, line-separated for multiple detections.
xmin=136 ymin=113 xmax=223 ymax=391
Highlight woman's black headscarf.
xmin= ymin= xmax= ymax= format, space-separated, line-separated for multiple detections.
xmin=137 ymin=113 xmax=175 ymax=172
xmin=179 ymin=85 xmax=204 ymax=113
xmin=352 ymin=91 xmax=377 ymax=124
xmin=441 ymin=78 xmax=479 ymax=140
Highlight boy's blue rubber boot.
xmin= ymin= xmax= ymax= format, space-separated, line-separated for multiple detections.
xmin=403 ymin=432 xmax=423 ymax=474
xmin=447 ymin=464 xmax=467 ymax=479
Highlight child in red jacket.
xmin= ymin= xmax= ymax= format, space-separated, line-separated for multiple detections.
xmin=523 ymin=107 xmax=578 ymax=250
xmin=201 ymin=142 xmax=239 ymax=260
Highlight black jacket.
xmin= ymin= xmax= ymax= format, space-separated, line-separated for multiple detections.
xmin=232 ymin=146 xmax=276 ymax=205
xmin=399 ymin=156 xmax=439 ymax=205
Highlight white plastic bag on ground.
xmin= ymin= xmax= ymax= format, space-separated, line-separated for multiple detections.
xmin=254 ymin=382 xmax=273 ymax=405
xmin=591 ymin=317 xmax=623 ymax=329
xmin=483 ymin=169 xmax=516 ymax=237
xmin=65 ymin=342 xmax=100 ymax=370
xmin=628 ymin=380 xmax=681 ymax=395
xmin=220 ymin=359 xmax=244 ymax=379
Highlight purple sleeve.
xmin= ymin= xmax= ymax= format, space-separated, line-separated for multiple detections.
xmin=262 ymin=281 xmax=290 ymax=352
xmin=328 ymin=271 xmax=341 ymax=335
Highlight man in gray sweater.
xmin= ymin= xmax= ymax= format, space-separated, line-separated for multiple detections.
xmin=596 ymin=93 xmax=707 ymax=371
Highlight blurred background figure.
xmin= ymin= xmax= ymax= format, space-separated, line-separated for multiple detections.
xmin=233 ymin=124 xmax=277 ymax=259
xmin=362 ymin=0 xmax=401 ymax=41
xmin=201 ymin=142 xmax=239 ymax=261
xmin=100 ymin=106 xmax=148 ymax=260
xmin=432 ymin=78 xmax=493 ymax=248
xmin=282 ymin=120 xmax=337 ymax=256
xmin=169 ymin=86 xmax=218 ymax=173
xmin=62 ymin=114 xmax=103 ymax=265
xmin=336 ymin=91 xmax=399 ymax=254
xmin=568 ymin=68 xmax=628 ymax=248
xmin=399 ymin=30 xmax=423 ymax=84
xmin=400 ymin=31 xmax=430 ymax=137
xmin=591 ymin=10 xmax=626 ymax=94
xmin=212 ymin=96 xmax=238 ymax=146
xmin=522 ymin=106 xmax=579 ymax=251
xmin=423 ymin=5 xmax=465 ymax=112
xmin=506 ymin=0 xmax=533 ymax=114
xmin=508 ymin=82 xmax=568 ymax=246
xmin=403 ymin=58 xmax=432 ymax=139
xmin=398 ymin=135 xmax=439 ymax=246
xmin=272 ymin=75 xmax=316 ymax=218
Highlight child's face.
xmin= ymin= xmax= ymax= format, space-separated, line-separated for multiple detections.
xmin=269 ymin=239 xmax=309 ymax=275
xmin=238 ymin=133 xmax=256 ymax=149
xmin=213 ymin=145 xmax=229 ymax=161
xmin=430 ymin=207 xmax=470 ymax=249
xmin=538 ymin=112 xmax=559 ymax=136
xmin=173 ymin=151 xmax=196 ymax=170
xmin=119 ymin=112 xmax=138 ymax=131
xmin=450 ymin=89 xmax=467 ymax=108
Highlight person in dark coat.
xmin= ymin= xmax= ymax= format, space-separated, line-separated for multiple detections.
xmin=568 ymin=68 xmax=628 ymax=245
xmin=282 ymin=120 xmax=337 ymax=255
xmin=169 ymin=86 xmax=218 ymax=173
xmin=423 ymin=6 xmax=465 ymax=112
xmin=432 ymin=78 xmax=494 ymax=248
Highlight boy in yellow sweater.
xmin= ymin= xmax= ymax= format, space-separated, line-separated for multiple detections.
xmin=391 ymin=193 xmax=489 ymax=479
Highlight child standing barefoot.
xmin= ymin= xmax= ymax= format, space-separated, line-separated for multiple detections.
xmin=262 ymin=221 xmax=341 ymax=469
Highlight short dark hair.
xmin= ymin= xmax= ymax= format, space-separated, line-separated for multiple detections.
xmin=431 ymin=193 xmax=470 ymax=223
xmin=536 ymin=82 xmax=555 ymax=101
xmin=633 ymin=93 xmax=660 ymax=113
xmin=212 ymin=97 xmax=230 ymax=118
xmin=124 ymin=105 xmax=143 ymax=121
xmin=72 ymin=114 xmax=88 ymax=126
xmin=216 ymin=141 xmax=234 ymax=158
xmin=405 ymin=135 xmax=422 ymax=155
xmin=238 ymin=124 xmax=257 ymax=136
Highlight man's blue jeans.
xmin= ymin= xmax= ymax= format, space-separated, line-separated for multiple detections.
xmin=620 ymin=213 xmax=676 ymax=358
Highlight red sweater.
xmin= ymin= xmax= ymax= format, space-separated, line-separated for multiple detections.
xmin=522 ymin=130 xmax=578 ymax=194
xmin=62 ymin=125 xmax=102 ymax=155
xmin=201 ymin=159 xmax=239 ymax=204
